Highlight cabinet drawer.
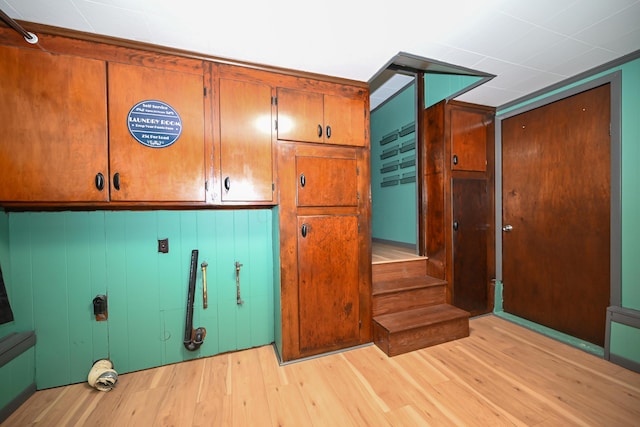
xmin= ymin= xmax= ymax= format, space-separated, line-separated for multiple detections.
xmin=296 ymin=156 xmax=358 ymax=207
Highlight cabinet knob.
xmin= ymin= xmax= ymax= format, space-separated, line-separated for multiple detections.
xmin=224 ymin=176 xmax=231 ymax=191
xmin=453 ymin=221 xmax=459 ymax=231
xmin=95 ymin=173 xmax=105 ymax=191
xmin=453 ymin=154 xmax=459 ymax=165
xmin=113 ymin=173 xmax=120 ymax=191
xmin=301 ymin=223 xmax=308 ymax=238
xmin=326 ymin=125 xmax=332 ymax=139
xmin=317 ymin=124 xmax=323 ymax=138
xmin=300 ymin=173 xmax=306 ymax=188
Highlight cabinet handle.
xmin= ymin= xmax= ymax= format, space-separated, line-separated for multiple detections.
xmin=95 ymin=173 xmax=105 ymax=191
xmin=326 ymin=125 xmax=332 ymax=139
xmin=301 ymin=223 xmax=308 ymax=238
xmin=453 ymin=154 xmax=459 ymax=165
xmin=300 ymin=173 xmax=306 ymax=188
xmin=224 ymin=176 xmax=231 ymax=191
xmin=113 ymin=173 xmax=120 ymax=191
xmin=317 ymin=124 xmax=323 ymax=138
xmin=453 ymin=221 xmax=459 ymax=231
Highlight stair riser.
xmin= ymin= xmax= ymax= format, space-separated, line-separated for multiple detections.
xmin=373 ymin=318 xmax=469 ymax=357
xmin=373 ymin=286 xmax=446 ymax=316
xmin=372 ymin=259 xmax=428 ymax=282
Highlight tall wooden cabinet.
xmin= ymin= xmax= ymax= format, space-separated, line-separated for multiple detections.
xmin=276 ymin=83 xmax=371 ymax=362
xmin=424 ymin=100 xmax=495 ymax=316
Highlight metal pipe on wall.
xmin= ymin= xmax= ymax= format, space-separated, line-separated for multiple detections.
xmin=0 ymin=7 xmax=38 ymax=44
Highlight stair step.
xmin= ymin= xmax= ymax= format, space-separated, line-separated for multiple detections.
xmin=373 ymin=276 xmax=447 ymax=316
xmin=373 ymin=304 xmax=470 ymax=357
xmin=373 ymin=275 xmax=447 ymax=296
xmin=372 ymin=258 xmax=428 ymax=282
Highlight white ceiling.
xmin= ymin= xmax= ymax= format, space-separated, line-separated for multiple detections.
xmin=2 ymin=0 xmax=639 ymax=109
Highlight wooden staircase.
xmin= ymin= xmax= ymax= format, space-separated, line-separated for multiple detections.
xmin=372 ymin=258 xmax=470 ymax=356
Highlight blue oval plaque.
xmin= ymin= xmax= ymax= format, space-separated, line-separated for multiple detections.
xmin=127 ymin=100 xmax=182 ymax=148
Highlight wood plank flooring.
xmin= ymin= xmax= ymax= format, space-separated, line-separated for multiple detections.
xmin=372 ymin=241 xmax=424 ymax=264
xmin=4 ymin=315 xmax=640 ymax=426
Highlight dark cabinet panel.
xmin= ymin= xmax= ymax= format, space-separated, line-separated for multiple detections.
xmin=452 ymin=178 xmax=489 ymax=313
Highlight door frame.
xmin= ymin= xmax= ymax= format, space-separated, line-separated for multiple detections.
xmin=495 ymin=71 xmax=622 ymax=355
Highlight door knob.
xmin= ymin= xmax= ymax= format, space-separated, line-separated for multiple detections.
xmin=502 ymin=224 xmax=513 ymax=232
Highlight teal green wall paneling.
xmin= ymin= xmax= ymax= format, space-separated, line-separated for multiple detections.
xmin=371 ymin=83 xmax=417 ymax=245
xmin=0 ymin=211 xmax=14 ymax=338
xmin=424 ymin=74 xmax=483 ymax=108
xmin=8 ymin=209 xmax=274 ymax=389
xmin=620 ymin=58 xmax=640 ymax=310
xmin=0 ymin=347 xmax=35 ymax=410
xmin=610 ymin=322 xmax=640 ymax=362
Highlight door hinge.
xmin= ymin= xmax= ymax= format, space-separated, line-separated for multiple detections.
xmin=358 ymin=222 xmax=361 ymax=233
xmin=274 ymin=119 xmax=278 ymax=131
xmin=356 ymin=166 xmax=360 ymax=176
xmin=272 ymin=182 xmax=275 ymax=192
xmin=204 ymin=87 xmax=207 ymax=97
xmin=356 ymin=191 xmax=360 ymax=200
xmin=359 ymin=319 xmax=362 ymax=329
xmin=271 ymin=96 xmax=277 ymax=106
xmin=205 ymin=180 xmax=209 ymax=191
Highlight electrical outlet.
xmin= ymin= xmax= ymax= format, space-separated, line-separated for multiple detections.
xmin=158 ymin=238 xmax=169 ymax=253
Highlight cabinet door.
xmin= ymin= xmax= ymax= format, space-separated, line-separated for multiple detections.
xmin=276 ymin=88 xmax=324 ymax=143
xmin=0 ymin=45 xmax=108 ymax=202
xmin=220 ymin=78 xmax=273 ymax=202
xmin=324 ymin=94 xmax=366 ymax=147
xmin=296 ymin=156 xmax=358 ymax=207
xmin=450 ymin=108 xmax=488 ymax=172
xmin=452 ymin=177 xmax=488 ymax=314
xmin=108 ymin=62 xmax=205 ymax=202
xmin=297 ymin=215 xmax=360 ymax=354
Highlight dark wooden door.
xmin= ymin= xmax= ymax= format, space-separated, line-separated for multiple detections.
xmin=219 ymin=77 xmax=273 ymax=202
xmin=502 ymin=84 xmax=610 ymax=346
xmin=297 ymin=215 xmax=360 ymax=354
xmin=453 ymin=177 xmax=489 ymax=314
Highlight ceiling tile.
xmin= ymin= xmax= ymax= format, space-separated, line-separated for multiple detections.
xmin=572 ymin=3 xmax=640 ymax=49
xmin=548 ymin=47 xmax=621 ymax=75
xmin=541 ymin=0 xmax=638 ymax=36
xmin=522 ymin=37 xmax=593 ymax=73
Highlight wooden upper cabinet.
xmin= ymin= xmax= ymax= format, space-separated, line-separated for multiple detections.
xmin=276 ymin=87 xmax=365 ymax=147
xmin=0 ymin=45 xmax=109 ymax=202
xmin=108 ymin=62 xmax=205 ymax=202
xmin=323 ymin=94 xmax=366 ymax=147
xmin=219 ymin=77 xmax=274 ymax=203
xmin=450 ymin=108 xmax=489 ymax=172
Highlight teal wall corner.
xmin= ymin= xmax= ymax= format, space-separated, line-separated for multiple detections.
xmin=370 ymin=82 xmax=417 ymax=245
xmin=424 ymin=74 xmax=483 ymax=108
xmin=610 ymin=321 xmax=640 ymax=363
xmin=0 ymin=210 xmax=15 ymax=338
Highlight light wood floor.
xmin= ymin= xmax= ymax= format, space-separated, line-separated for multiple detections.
xmin=4 ymin=315 xmax=640 ymax=426
xmin=372 ymin=241 xmax=424 ymax=264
